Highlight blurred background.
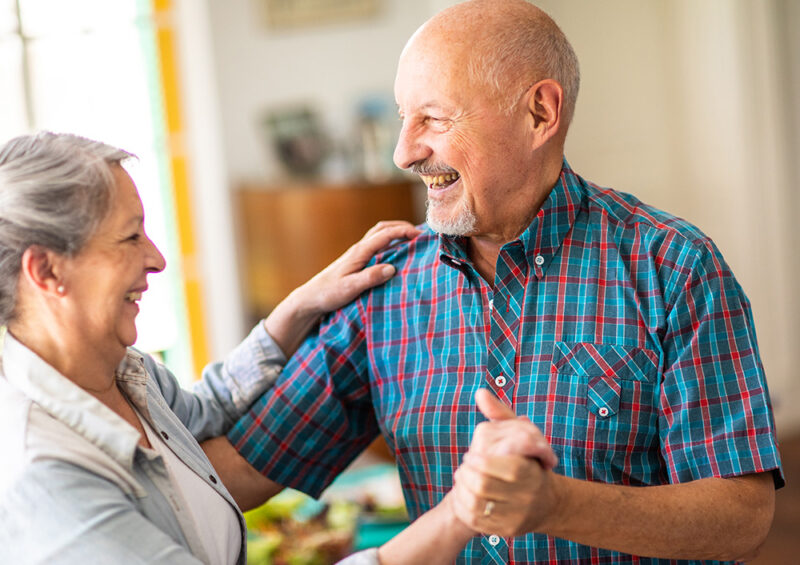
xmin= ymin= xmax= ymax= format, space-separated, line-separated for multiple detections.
xmin=1 ymin=0 xmax=798 ymax=562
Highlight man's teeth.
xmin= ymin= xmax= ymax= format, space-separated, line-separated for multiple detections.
xmin=421 ymin=173 xmax=460 ymax=187
xmin=125 ymin=292 xmax=142 ymax=302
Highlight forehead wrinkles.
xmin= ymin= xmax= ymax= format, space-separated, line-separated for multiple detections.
xmin=396 ymin=44 xmax=487 ymax=116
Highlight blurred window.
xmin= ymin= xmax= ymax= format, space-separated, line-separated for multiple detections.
xmin=0 ymin=0 xmax=194 ymax=384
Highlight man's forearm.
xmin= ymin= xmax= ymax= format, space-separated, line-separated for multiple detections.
xmin=540 ymin=472 xmax=775 ymax=561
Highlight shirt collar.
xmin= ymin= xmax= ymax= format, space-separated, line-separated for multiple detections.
xmin=438 ymin=159 xmax=585 ymax=278
xmin=1 ymin=332 xmax=149 ymax=469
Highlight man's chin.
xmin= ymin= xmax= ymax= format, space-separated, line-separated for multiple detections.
xmin=426 ymin=209 xmax=477 ymax=237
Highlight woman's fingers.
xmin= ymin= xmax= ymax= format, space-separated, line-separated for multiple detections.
xmin=344 ymin=221 xmax=421 ymax=269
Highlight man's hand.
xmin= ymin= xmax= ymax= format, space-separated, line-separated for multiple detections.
xmin=451 ymin=391 xmax=776 ymax=560
xmin=467 ymin=389 xmax=558 ymax=467
xmin=451 ymin=389 xmax=560 ymax=537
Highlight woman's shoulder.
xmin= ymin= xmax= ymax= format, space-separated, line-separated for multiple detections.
xmin=0 ymin=452 xmax=155 ymax=565
xmin=0 ymin=384 xmax=144 ymax=499
xmin=0 ymin=377 xmax=34 ymax=486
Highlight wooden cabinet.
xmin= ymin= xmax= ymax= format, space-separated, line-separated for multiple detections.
xmin=236 ymin=179 xmax=423 ymax=320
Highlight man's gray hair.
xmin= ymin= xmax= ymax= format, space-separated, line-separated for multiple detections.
xmin=0 ymin=132 xmax=133 ymax=326
xmin=465 ymin=4 xmax=581 ymax=123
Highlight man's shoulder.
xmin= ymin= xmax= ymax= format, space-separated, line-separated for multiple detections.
xmin=580 ymin=180 xmax=712 ymax=252
xmin=371 ymin=223 xmax=440 ymax=269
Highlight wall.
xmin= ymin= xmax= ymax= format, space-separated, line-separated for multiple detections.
xmin=188 ymin=0 xmax=799 ymax=432
xmin=206 ymin=0 xmax=432 ymax=183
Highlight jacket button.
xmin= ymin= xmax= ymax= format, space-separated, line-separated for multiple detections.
xmin=209 ymin=475 xmax=218 ymax=484
xmin=160 ymin=431 xmax=169 ymax=440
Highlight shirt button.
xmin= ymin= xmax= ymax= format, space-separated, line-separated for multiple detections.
xmin=598 ymin=407 xmax=610 ymax=418
xmin=494 ymin=375 xmax=507 ymax=387
xmin=534 ymin=254 xmax=545 ymax=266
xmin=209 ymin=475 xmax=218 ymax=484
xmin=488 ymin=298 xmax=494 ymax=310
xmin=488 ymin=534 xmax=501 ymax=546
xmin=160 ymin=431 xmax=169 ymax=441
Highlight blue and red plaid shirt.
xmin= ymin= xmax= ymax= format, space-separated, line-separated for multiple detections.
xmin=230 ymin=162 xmax=783 ymax=564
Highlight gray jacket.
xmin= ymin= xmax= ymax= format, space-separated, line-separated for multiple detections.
xmin=0 ymin=324 xmax=285 ymax=565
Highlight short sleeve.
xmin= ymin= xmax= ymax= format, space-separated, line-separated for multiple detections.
xmin=227 ymin=302 xmax=380 ymax=497
xmin=658 ymin=239 xmax=784 ymax=488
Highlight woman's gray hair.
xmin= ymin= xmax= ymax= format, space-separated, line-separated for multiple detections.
xmin=0 ymin=132 xmax=134 ymax=326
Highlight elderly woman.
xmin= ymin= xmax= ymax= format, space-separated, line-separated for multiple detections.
xmin=0 ymin=132 xmax=422 ymax=564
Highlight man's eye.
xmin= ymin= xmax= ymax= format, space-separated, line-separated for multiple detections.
xmin=127 ymin=233 xmax=141 ymax=242
xmin=427 ymin=117 xmax=451 ymax=131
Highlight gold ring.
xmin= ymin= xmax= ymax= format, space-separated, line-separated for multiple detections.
xmin=483 ymin=500 xmax=495 ymax=517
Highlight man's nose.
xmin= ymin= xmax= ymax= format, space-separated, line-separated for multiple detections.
xmin=393 ymin=122 xmax=430 ymax=170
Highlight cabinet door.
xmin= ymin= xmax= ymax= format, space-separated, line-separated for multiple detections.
xmin=237 ymin=181 xmax=422 ymax=319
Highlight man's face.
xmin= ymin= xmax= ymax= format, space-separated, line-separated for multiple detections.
xmin=393 ymin=36 xmax=533 ymax=238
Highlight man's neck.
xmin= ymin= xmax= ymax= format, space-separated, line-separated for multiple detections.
xmin=465 ymin=153 xmax=563 ymax=284
xmin=467 ymin=236 xmax=503 ymax=283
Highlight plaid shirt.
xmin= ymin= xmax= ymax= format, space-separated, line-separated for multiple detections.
xmin=230 ymin=162 xmax=783 ymax=564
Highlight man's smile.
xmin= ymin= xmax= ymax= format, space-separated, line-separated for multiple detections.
xmin=420 ymin=172 xmax=461 ymax=189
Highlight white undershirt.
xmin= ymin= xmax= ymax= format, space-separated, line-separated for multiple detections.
xmin=140 ymin=417 xmax=241 ymax=565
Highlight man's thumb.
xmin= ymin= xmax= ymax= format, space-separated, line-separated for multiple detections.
xmin=476 ymin=388 xmax=516 ymax=421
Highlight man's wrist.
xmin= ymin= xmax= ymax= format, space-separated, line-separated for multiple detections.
xmin=526 ymin=471 xmax=569 ymax=536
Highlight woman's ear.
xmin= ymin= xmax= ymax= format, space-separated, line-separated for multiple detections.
xmin=20 ymin=245 xmax=64 ymax=296
xmin=525 ymin=78 xmax=564 ymax=146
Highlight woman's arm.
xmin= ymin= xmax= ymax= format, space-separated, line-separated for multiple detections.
xmin=377 ymin=493 xmax=474 ymax=565
xmin=335 ymin=494 xmax=473 ymax=565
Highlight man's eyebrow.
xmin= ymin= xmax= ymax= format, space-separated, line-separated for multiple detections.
xmin=401 ymin=102 xmax=452 ymax=116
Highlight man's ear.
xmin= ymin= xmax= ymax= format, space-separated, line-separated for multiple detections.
xmin=20 ymin=245 xmax=64 ymax=295
xmin=525 ymin=78 xmax=563 ymax=146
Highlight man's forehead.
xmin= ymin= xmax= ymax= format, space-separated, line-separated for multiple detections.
xmin=395 ymin=57 xmax=494 ymax=117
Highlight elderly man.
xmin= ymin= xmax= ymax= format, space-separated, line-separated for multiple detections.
xmin=208 ymin=1 xmax=783 ymax=563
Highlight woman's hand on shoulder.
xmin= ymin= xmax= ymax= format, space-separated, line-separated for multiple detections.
xmin=264 ymin=221 xmax=420 ymax=356
xmin=297 ymin=220 xmax=420 ymax=314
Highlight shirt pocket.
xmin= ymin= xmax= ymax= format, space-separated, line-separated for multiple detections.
xmin=549 ymin=342 xmax=661 ymax=483
xmin=552 ymin=341 xmax=658 ymax=417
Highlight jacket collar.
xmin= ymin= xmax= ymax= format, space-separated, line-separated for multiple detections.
xmin=1 ymin=332 xmax=149 ymax=470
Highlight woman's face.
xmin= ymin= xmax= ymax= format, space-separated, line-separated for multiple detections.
xmin=58 ymin=165 xmax=165 ymax=359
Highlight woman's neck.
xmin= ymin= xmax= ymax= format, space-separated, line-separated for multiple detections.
xmin=7 ymin=321 xmax=122 ymax=395
xmin=9 ymin=321 xmax=149 ymax=448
